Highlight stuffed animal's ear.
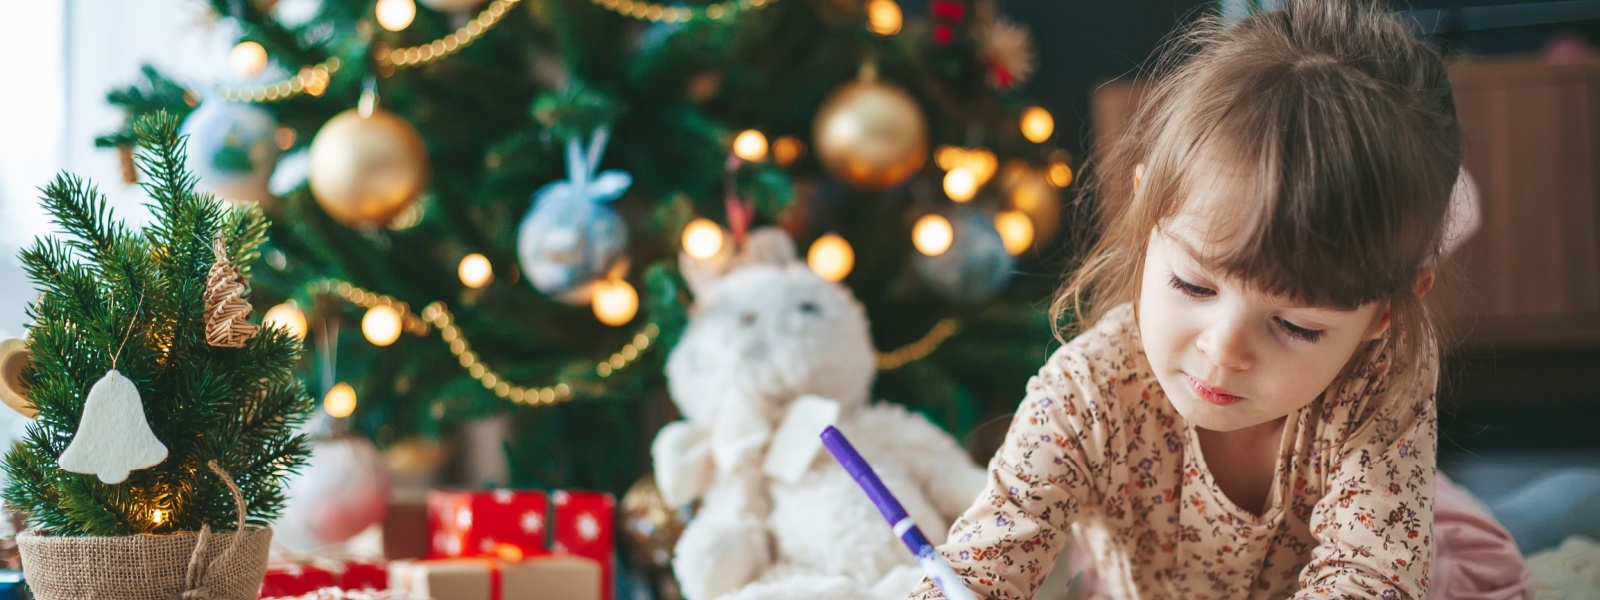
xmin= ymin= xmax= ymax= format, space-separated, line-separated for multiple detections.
xmin=739 ymin=228 xmax=796 ymax=267
xmin=679 ymin=227 xmax=798 ymax=299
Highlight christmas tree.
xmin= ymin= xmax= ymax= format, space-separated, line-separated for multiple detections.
xmin=4 ymin=112 xmax=313 ymax=537
xmin=99 ymin=0 xmax=1075 ymax=494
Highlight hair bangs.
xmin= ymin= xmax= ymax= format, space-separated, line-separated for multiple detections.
xmin=1161 ymin=61 xmax=1429 ymax=312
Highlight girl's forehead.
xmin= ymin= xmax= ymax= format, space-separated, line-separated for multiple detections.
xmin=1159 ymin=192 xmax=1255 ymax=258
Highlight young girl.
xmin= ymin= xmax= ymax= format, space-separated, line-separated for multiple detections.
xmin=910 ymin=2 xmax=1532 ymax=599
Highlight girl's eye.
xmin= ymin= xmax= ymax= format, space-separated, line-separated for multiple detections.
xmin=1168 ymin=274 xmax=1215 ymax=299
xmin=1275 ymin=318 xmax=1325 ymax=343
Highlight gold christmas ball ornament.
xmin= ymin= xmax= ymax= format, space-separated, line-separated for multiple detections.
xmin=812 ymin=69 xmax=928 ymax=190
xmin=621 ymin=475 xmax=690 ymax=572
xmin=309 ymin=107 xmax=429 ymax=228
xmin=0 ymin=338 xmax=36 ymax=418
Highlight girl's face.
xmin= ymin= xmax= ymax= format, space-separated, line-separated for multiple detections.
xmin=1137 ymin=205 xmax=1390 ymax=433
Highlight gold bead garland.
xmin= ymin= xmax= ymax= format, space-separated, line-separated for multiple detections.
xmin=587 ymin=0 xmax=783 ymax=23
xmin=306 ymin=279 xmax=656 ymax=407
xmin=218 ymin=59 xmax=341 ymax=104
xmin=379 ymin=0 xmax=524 ymax=68
xmin=876 ymin=318 xmax=960 ymax=370
xmin=214 ymin=0 xmax=775 ymax=102
xmin=215 ymin=0 xmax=521 ymax=103
xmin=311 ymin=280 xmax=431 ymax=337
xmin=305 ymin=279 xmax=957 ymax=407
xmin=418 ymin=302 xmax=659 ymax=405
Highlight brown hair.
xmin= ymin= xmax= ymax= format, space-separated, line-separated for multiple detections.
xmin=1055 ymin=0 xmax=1459 ymax=377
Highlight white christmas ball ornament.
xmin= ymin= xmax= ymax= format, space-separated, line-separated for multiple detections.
xmin=517 ymin=203 xmax=628 ymax=303
xmin=276 ymin=434 xmax=391 ymax=550
xmin=181 ymin=100 xmax=280 ymax=204
xmin=915 ymin=208 xmax=1016 ymax=304
xmin=518 ymin=128 xmax=632 ymax=303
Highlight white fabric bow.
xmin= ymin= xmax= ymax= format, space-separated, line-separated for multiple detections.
xmin=533 ymin=125 xmax=632 ymax=209
xmin=651 ymin=395 xmax=840 ymax=509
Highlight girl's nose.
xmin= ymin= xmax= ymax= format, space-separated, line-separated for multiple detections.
xmin=1195 ymin=317 xmax=1255 ymax=371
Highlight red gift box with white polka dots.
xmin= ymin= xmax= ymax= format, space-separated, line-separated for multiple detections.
xmin=427 ymin=488 xmax=615 ymax=600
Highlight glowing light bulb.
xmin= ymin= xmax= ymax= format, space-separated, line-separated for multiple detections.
xmin=995 ymin=210 xmax=1035 ymax=256
xmin=866 ymin=0 xmax=903 ymax=36
xmin=324 ymin=382 xmax=357 ymax=418
xmin=807 ymin=233 xmax=855 ymax=282
xmin=230 ymin=41 xmax=269 ymax=78
xmin=362 ymin=305 xmax=402 ymax=347
xmin=592 ymin=279 xmax=639 ymax=327
xmin=681 ymin=218 xmax=724 ymax=260
xmin=263 ymin=302 xmax=307 ymax=340
xmin=944 ymin=167 xmax=978 ymax=202
xmin=151 ymin=509 xmax=164 ymax=524
xmin=771 ymin=136 xmax=804 ymax=167
xmin=935 ymin=146 xmax=965 ymax=171
xmin=458 ymin=253 xmax=493 ymax=289
xmin=375 ymin=0 xmax=416 ymax=31
xmin=913 ymin=214 xmax=954 ymax=256
xmin=732 ymin=129 xmax=769 ymax=162
xmin=274 ymin=126 xmax=296 ymax=151
xmin=1020 ymin=107 xmax=1054 ymax=143
xmin=965 ymin=148 xmax=998 ymax=187
xmin=1047 ymin=161 xmax=1073 ymax=188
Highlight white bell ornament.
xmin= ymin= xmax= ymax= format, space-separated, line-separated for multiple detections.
xmin=56 ymin=369 xmax=168 ymax=484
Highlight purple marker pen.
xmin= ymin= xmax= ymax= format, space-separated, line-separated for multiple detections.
xmin=821 ymin=425 xmax=978 ymax=600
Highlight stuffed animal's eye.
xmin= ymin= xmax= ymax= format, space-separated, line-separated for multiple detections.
xmin=740 ymin=312 xmax=758 ymax=326
xmin=798 ymin=301 xmax=820 ymax=315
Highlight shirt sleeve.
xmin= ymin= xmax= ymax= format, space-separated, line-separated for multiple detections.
xmin=909 ymin=349 xmax=1112 ymax=600
xmin=1294 ymin=347 xmax=1439 ymax=600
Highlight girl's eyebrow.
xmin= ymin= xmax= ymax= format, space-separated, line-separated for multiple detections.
xmin=1160 ymin=230 xmax=1221 ymax=273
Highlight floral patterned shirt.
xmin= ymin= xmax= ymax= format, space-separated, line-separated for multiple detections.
xmin=910 ymin=304 xmax=1438 ymax=600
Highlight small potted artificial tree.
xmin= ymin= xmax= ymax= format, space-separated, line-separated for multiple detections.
xmin=2 ymin=112 xmax=312 ymax=599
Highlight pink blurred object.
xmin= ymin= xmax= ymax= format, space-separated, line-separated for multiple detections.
xmin=1429 ymin=475 xmax=1535 ymax=600
xmin=1543 ymin=32 xmax=1595 ymax=63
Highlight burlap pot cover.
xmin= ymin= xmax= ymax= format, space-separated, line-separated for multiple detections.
xmin=17 ymin=525 xmax=272 ymax=600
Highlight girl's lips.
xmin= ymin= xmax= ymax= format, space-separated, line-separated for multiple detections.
xmin=1186 ymin=374 xmax=1243 ymax=406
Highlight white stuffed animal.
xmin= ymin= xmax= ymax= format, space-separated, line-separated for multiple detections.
xmin=652 ymin=228 xmax=987 ymax=600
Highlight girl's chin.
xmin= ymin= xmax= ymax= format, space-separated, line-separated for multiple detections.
xmin=1166 ymin=395 xmax=1258 ymax=433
